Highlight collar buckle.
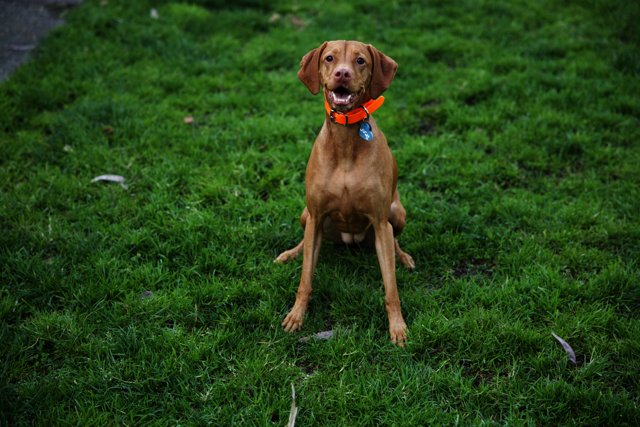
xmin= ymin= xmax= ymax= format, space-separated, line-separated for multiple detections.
xmin=329 ymin=109 xmax=348 ymax=126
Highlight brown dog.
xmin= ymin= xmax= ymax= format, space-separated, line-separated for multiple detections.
xmin=276 ymin=40 xmax=414 ymax=345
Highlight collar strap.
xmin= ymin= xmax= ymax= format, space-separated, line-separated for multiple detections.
xmin=324 ymin=96 xmax=385 ymax=126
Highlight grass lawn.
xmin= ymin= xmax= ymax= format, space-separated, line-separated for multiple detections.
xmin=1 ymin=0 xmax=639 ymax=424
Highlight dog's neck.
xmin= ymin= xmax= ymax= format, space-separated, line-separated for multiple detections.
xmin=320 ymin=95 xmax=384 ymax=162
xmin=322 ymin=115 xmax=378 ymax=164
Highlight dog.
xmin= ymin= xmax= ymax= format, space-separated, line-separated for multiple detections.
xmin=276 ymin=40 xmax=414 ymax=345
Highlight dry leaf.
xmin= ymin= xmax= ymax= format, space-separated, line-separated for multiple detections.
xmin=268 ymin=13 xmax=281 ymax=23
xmin=8 ymin=44 xmax=35 ymax=52
xmin=287 ymin=383 xmax=298 ymax=427
xmin=313 ymin=330 xmax=333 ymax=340
xmin=91 ymin=174 xmax=125 ymax=184
xmin=552 ymin=332 xmax=577 ymax=365
xmin=183 ymin=116 xmax=194 ymax=125
xmin=291 ymin=15 xmax=305 ymax=29
xmin=299 ymin=329 xmax=334 ymax=343
xmin=102 ymin=125 xmax=114 ymax=137
xmin=46 ymin=0 xmax=83 ymax=6
xmin=91 ymin=174 xmax=127 ymax=189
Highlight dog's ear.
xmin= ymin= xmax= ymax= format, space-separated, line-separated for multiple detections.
xmin=367 ymin=44 xmax=398 ymax=99
xmin=298 ymin=42 xmax=328 ymax=95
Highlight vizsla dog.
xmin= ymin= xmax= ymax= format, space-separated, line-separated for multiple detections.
xmin=276 ymin=40 xmax=414 ymax=345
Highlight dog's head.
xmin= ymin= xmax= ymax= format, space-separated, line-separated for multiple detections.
xmin=298 ymin=40 xmax=397 ymax=112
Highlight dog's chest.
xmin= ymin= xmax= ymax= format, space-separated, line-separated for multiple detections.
xmin=324 ymin=164 xmax=375 ymax=199
xmin=319 ymin=167 xmax=378 ymax=232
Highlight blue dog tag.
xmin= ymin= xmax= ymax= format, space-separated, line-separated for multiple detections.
xmin=359 ymin=121 xmax=373 ymax=141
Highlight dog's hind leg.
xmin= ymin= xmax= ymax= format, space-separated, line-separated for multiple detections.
xmin=394 ymin=238 xmax=415 ymax=271
xmin=389 ymin=190 xmax=415 ymax=270
xmin=275 ymin=207 xmax=309 ymax=263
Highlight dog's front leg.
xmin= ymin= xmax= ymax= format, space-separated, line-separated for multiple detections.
xmin=282 ymin=215 xmax=322 ymax=332
xmin=374 ymin=221 xmax=408 ymax=346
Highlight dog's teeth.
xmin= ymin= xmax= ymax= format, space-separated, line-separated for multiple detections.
xmin=330 ymin=90 xmax=355 ymax=106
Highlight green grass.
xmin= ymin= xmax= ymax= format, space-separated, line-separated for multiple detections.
xmin=1 ymin=0 xmax=639 ymax=424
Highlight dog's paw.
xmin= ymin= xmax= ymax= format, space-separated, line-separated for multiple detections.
xmin=274 ymin=251 xmax=293 ymax=264
xmin=389 ymin=320 xmax=408 ymax=347
xmin=275 ymin=246 xmax=303 ymax=264
xmin=398 ymin=252 xmax=416 ymax=271
xmin=282 ymin=306 xmax=306 ymax=332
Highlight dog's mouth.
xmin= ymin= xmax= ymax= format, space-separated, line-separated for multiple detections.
xmin=327 ymin=85 xmax=360 ymax=109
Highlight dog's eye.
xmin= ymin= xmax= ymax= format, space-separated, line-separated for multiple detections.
xmin=356 ymin=57 xmax=366 ymax=65
xmin=325 ymin=55 xmax=334 ymax=62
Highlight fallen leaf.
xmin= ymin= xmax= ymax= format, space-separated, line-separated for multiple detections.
xmin=91 ymin=174 xmax=125 ymax=184
xmin=8 ymin=44 xmax=35 ymax=52
xmin=287 ymin=383 xmax=298 ymax=427
xmin=291 ymin=15 xmax=305 ymax=29
xmin=183 ymin=116 xmax=194 ymax=125
xmin=91 ymin=174 xmax=127 ymax=189
xmin=299 ymin=329 xmax=334 ymax=343
xmin=552 ymin=332 xmax=577 ymax=365
xmin=102 ymin=125 xmax=114 ymax=137
xmin=313 ymin=330 xmax=333 ymax=340
xmin=268 ymin=13 xmax=281 ymax=23
xmin=46 ymin=0 xmax=83 ymax=6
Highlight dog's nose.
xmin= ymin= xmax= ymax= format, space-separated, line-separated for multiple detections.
xmin=334 ymin=67 xmax=352 ymax=80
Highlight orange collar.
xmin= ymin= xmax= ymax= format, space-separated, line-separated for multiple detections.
xmin=324 ymin=96 xmax=385 ymax=126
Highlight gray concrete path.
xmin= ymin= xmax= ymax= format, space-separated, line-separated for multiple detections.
xmin=0 ymin=0 xmax=82 ymax=81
